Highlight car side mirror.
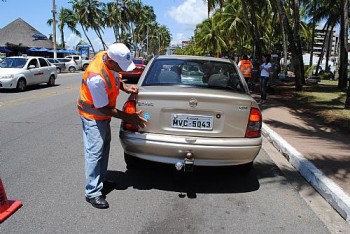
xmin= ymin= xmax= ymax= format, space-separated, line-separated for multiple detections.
xmin=28 ymin=65 xmax=36 ymax=69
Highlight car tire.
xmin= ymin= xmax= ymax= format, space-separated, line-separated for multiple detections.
xmin=124 ymin=153 xmax=140 ymax=169
xmin=56 ymin=67 xmax=61 ymax=74
xmin=16 ymin=78 xmax=26 ymax=92
xmin=68 ymin=66 xmax=76 ymax=73
xmin=47 ymin=75 xmax=56 ymax=87
xmin=83 ymin=64 xmax=89 ymax=71
xmin=239 ymin=162 xmax=253 ymax=173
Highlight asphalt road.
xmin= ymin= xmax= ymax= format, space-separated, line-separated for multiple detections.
xmin=0 ymin=72 xmax=348 ymax=233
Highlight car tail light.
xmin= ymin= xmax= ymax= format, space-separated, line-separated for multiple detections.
xmin=121 ymin=100 xmax=138 ymax=132
xmin=245 ymin=108 xmax=262 ymax=138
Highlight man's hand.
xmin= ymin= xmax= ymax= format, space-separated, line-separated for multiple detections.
xmin=128 ymin=110 xmax=147 ymax=128
xmin=125 ymin=84 xmax=139 ymax=94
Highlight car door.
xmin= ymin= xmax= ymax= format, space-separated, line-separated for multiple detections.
xmin=26 ymin=58 xmax=44 ymax=85
xmin=38 ymin=58 xmax=52 ymax=83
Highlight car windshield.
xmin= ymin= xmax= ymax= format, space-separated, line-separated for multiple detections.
xmin=0 ymin=58 xmax=28 ymax=68
xmin=133 ymin=59 xmax=144 ymax=65
xmin=142 ymin=58 xmax=246 ymax=93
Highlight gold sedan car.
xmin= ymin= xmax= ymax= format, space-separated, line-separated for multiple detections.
xmin=119 ymin=55 xmax=262 ymax=172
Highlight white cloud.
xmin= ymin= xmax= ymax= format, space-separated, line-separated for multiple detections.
xmin=65 ymin=33 xmax=80 ymax=49
xmin=167 ymin=0 xmax=207 ymax=26
xmin=167 ymin=0 xmax=208 ymax=45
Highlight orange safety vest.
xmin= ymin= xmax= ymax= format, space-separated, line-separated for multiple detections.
xmin=239 ymin=60 xmax=252 ymax=78
xmin=77 ymin=51 xmax=122 ymax=120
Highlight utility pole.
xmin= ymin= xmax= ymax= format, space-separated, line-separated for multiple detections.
xmin=52 ymin=0 xmax=57 ymax=58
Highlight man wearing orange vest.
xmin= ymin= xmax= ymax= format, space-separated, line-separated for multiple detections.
xmin=238 ymin=55 xmax=253 ymax=90
xmin=77 ymin=43 xmax=147 ymax=209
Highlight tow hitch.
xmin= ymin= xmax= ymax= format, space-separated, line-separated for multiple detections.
xmin=175 ymin=152 xmax=194 ymax=172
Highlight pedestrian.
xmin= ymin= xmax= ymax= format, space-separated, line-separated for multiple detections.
xmin=238 ymin=55 xmax=253 ymax=90
xmin=77 ymin=43 xmax=148 ymax=209
xmin=259 ymin=54 xmax=272 ymax=104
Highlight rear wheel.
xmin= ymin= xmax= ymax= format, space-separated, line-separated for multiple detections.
xmin=47 ymin=75 xmax=56 ymax=87
xmin=16 ymin=78 xmax=26 ymax=92
xmin=82 ymin=64 xmax=89 ymax=71
xmin=56 ymin=67 xmax=61 ymax=74
xmin=68 ymin=66 xmax=76 ymax=73
xmin=124 ymin=153 xmax=140 ymax=169
xmin=239 ymin=162 xmax=253 ymax=173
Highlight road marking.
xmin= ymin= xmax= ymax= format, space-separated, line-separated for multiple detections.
xmin=0 ymin=86 xmax=79 ymax=107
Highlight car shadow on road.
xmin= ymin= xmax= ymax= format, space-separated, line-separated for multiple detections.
xmin=105 ymin=161 xmax=261 ymax=198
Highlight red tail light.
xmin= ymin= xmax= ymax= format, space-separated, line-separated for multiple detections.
xmin=245 ymin=108 xmax=262 ymax=138
xmin=121 ymin=100 xmax=138 ymax=132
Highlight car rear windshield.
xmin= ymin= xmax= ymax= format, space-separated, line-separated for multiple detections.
xmin=0 ymin=58 xmax=28 ymax=68
xmin=57 ymin=58 xmax=70 ymax=62
xmin=142 ymin=58 xmax=246 ymax=93
xmin=133 ymin=59 xmax=144 ymax=65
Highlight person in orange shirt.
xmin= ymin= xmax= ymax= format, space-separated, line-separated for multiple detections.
xmin=238 ymin=55 xmax=253 ymax=90
xmin=77 ymin=43 xmax=147 ymax=209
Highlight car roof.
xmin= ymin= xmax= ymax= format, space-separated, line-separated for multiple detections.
xmin=6 ymin=56 xmax=46 ymax=59
xmin=153 ymin=55 xmax=233 ymax=63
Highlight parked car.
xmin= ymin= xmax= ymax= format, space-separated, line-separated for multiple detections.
xmin=0 ymin=56 xmax=57 ymax=91
xmin=119 ymin=55 xmax=262 ymax=172
xmin=65 ymin=55 xmax=91 ymax=71
xmin=56 ymin=58 xmax=79 ymax=73
xmin=47 ymin=58 xmax=66 ymax=74
xmin=119 ymin=57 xmax=147 ymax=83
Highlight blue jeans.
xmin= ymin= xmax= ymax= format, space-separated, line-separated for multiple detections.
xmin=81 ymin=117 xmax=111 ymax=198
xmin=260 ymin=76 xmax=269 ymax=100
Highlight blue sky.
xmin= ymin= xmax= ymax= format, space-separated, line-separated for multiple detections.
xmin=0 ymin=0 xmax=208 ymax=50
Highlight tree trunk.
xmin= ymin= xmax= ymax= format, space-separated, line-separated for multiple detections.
xmin=309 ymin=0 xmax=316 ymax=67
xmin=292 ymin=0 xmax=305 ymax=85
xmin=276 ymin=0 xmax=303 ymax=90
xmin=342 ymin=0 xmax=350 ymax=109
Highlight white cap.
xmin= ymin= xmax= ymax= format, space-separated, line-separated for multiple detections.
xmin=107 ymin=43 xmax=135 ymax=71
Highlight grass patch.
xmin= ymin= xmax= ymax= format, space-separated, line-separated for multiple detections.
xmin=273 ymin=80 xmax=350 ymax=132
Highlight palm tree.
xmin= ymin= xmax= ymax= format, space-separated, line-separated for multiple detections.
xmin=195 ymin=16 xmax=227 ymax=57
xmin=69 ymin=0 xmax=95 ymax=53
xmin=47 ymin=7 xmax=81 ymax=48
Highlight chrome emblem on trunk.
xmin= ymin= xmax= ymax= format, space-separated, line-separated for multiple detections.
xmin=189 ymin=98 xmax=198 ymax=108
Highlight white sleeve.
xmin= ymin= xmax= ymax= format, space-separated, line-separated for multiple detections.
xmin=87 ymin=75 xmax=109 ymax=108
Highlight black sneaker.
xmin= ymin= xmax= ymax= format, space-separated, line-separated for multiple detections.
xmin=85 ymin=195 xmax=109 ymax=209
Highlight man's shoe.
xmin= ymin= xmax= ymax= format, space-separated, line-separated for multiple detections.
xmin=85 ymin=195 xmax=109 ymax=209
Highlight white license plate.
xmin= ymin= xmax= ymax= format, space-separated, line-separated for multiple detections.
xmin=171 ymin=114 xmax=213 ymax=130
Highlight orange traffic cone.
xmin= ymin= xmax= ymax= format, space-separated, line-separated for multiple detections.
xmin=0 ymin=178 xmax=22 ymax=223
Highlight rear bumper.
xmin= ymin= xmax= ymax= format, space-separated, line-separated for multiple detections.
xmin=119 ymin=130 xmax=262 ymax=166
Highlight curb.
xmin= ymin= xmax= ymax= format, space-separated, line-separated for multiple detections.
xmin=262 ymin=123 xmax=350 ymax=223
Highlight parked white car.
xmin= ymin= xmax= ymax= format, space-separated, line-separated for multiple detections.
xmin=0 ymin=56 xmax=57 ymax=91
xmin=65 ymin=55 xmax=91 ymax=71
xmin=56 ymin=58 xmax=80 ymax=73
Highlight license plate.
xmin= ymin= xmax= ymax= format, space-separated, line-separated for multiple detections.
xmin=171 ymin=114 xmax=213 ymax=130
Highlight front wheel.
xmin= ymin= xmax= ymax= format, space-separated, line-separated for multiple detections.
xmin=47 ymin=75 xmax=56 ymax=87
xmin=16 ymin=78 xmax=26 ymax=92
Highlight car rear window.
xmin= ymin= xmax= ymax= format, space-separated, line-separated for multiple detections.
xmin=57 ymin=58 xmax=70 ymax=62
xmin=133 ymin=59 xmax=144 ymax=65
xmin=142 ymin=59 xmax=246 ymax=93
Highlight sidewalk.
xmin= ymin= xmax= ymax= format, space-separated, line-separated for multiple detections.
xmin=257 ymin=94 xmax=350 ymax=222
